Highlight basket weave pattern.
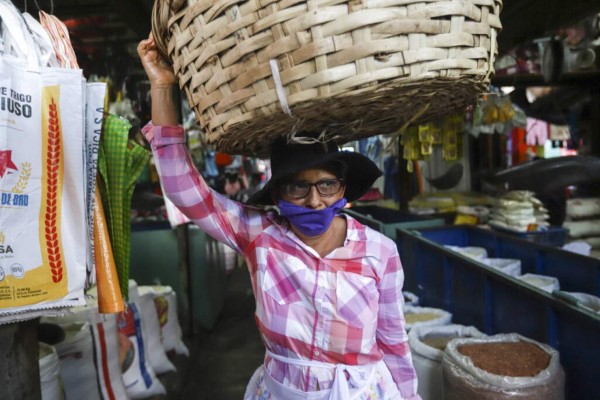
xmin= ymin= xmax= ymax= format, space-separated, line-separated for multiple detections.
xmin=154 ymin=0 xmax=502 ymax=156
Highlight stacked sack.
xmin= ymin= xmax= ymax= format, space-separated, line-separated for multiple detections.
xmin=38 ymin=281 xmax=189 ymax=400
xmin=489 ymin=191 xmax=550 ymax=232
xmin=563 ymin=197 xmax=600 ymax=259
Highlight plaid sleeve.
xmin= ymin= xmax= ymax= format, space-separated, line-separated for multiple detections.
xmin=376 ymin=244 xmax=421 ymax=400
xmin=141 ymin=122 xmax=268 ymax=251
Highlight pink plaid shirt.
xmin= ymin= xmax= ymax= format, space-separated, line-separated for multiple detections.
xmin=143 ymin=123 xmax=419 ymax=399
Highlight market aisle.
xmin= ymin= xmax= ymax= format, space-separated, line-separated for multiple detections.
xmin=178 ymin=266 xmax=265 ymax=399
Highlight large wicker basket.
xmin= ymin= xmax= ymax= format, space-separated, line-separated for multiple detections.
xmin=153 ymin=0 xmax=502 ymax=156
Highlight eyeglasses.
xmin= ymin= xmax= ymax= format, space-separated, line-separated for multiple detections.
xmin=280 ymin=179 xmax=344 ymax=199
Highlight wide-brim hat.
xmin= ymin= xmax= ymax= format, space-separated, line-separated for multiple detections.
xmin=246 ymin=138 xmax=382 ymax=205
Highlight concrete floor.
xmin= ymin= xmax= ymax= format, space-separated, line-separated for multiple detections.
xmin=164 ymin=267 xmax=265 ymax=399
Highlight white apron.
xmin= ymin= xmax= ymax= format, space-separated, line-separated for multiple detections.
xmin=245 ymin=350 xmax=402 ymax=400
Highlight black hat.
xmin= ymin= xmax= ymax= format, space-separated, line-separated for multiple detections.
xmin=246 ymin=137 xmax=382 ymax=205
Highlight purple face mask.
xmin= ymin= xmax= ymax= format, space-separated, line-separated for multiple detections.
xmin=277 ymin=198 xmax=348 ymax=237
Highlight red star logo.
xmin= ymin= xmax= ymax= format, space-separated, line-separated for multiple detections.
xmin=0 ymin=150 xmax=18 ymax=178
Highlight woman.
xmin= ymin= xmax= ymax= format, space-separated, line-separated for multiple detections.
xmin=138 ymin=35 xmax=420 ymax=400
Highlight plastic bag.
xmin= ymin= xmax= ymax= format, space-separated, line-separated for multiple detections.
xmin=0 ymin=1 xmax=87 ymax=318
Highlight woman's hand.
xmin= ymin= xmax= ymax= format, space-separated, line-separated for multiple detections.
xmin=137 ymin=33 xmax=176 ymax=88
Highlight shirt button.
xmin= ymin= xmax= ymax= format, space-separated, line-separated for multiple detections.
xmin=314 ymin=350 xmax=320 ymax=356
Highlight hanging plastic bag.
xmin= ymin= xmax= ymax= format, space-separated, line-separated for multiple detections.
xmin=0 ymin=1 xmax=87 ymax=319
xmin=84 ymin=82 xmax=108 ymax=286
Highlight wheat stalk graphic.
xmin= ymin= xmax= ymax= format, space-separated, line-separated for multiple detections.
xmin=45 ymin=99 xmax=63 ymax=283
xmin=0 ymin=232 xmax=5 ymax=244
xmin=11 ymin=162 xmax=32 ymax=194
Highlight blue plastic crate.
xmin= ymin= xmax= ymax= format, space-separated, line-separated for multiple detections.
xmin=343 ymin=206 xmax=445 ymax=240
xmin=492 ymin=225 xmax=569 ymax=247
xmin=395 ymin=225 xmax=600 ymax=400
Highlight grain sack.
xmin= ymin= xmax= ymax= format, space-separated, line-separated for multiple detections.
xmin=566 ymin=197 xmax=600 ymax=219
xmin=0 ymin=1 xmax=87 ymax=318
xmin=52 ymin=302 xmax=130 ymax=400
xmin=118 ymin=302 xmax=166 ymax=399
xmin=39 ymin=342 xmax=64 ymax=400
xmin=134 ymin=291 xmax=176 ymax=374
xmin=482 ymin=258 xmax=521 ymax=277
xmin=517 ymin=273 xmax=559 ymax=293
xmin=556 ymin=291 xmax=600 ymax=314
xmin=444 ymin=246 xmax=487 ymax=261
xmin=119 ymin=280 xmax=165 ymax=398
xmin=138 ymin=285 xmax=189 ymax=356
xmin=404 ymin=305 xmax=452 ymax=331
xmin=442 ymin=333 xmax=565 ymax=400
xmin=409 ymin=324 xmax=485 ymax=400
xmin=49 ymin=322 xmax=101 ymax=400
xmin=403 ymin=291 xmax=419 ymax=307
xmin=563 ymin=219 xmax=600 ymax=238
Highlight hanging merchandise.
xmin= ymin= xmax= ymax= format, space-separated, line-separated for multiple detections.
xmin=0 ymin=1 xmax=87 ymax=321
xmin=468 ymin=92 xmax=525 ymax=137
xmin=400 ymin=114 xmax=466 ymax=173
xmin=525 ymin=117 xmax=549 ymax=146
xmin=38 ymin=11 xmax=79 ymax=69
xmin=97 ymin=115 xmax=151 ymax=300
xmin=93 ymin=185 xmax=125 ymax=314
xmin=84 ymin=83 xmax=108 ymax=287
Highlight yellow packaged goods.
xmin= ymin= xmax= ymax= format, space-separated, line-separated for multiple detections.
xmin=0 ymin=2 xmax=87 ymax=318
xmin=152 ymin=0 xmax=502 ymax=156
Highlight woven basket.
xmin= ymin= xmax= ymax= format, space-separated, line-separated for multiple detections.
xmin=153 ymin=0 xmax=502 ymax=156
